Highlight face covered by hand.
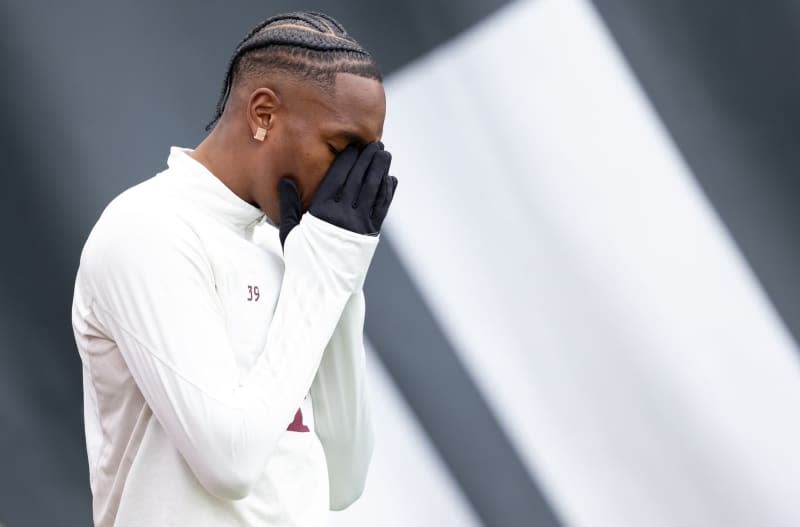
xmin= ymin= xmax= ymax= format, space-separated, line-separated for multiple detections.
xmin=277 ymin=141 xmax=398 ymax=249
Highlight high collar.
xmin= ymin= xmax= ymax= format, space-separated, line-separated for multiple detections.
xmin=166 ymin=146 xmax=266 ymax=234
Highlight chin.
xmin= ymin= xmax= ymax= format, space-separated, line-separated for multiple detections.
xmin=263 ymin=211 xmax=279 ymax=228
xmin=260 ymin=199 xmax=279 ymax=228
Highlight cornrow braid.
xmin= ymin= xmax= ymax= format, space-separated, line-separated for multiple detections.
xmin=204 ymin=11 xmax=382 ymax=131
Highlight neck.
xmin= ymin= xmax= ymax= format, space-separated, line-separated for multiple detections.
xmin=190 ymin=121 xmax=259 ymax=208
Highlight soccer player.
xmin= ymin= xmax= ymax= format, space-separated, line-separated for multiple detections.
xmin=71 ymin=11 xmax=397 ymax=526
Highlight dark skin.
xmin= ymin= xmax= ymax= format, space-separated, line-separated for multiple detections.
xmin=190 ymin=71 xmax=386 ymax=226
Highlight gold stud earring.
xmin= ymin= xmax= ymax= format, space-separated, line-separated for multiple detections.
xmin=254 ymin=127 xmax=267 ymax=141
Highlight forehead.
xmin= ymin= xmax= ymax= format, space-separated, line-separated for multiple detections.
xmin=294 ymin=73 xmax=386 ymax=142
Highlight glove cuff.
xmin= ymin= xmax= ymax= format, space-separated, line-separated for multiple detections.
xmin=283 ymin=212 xmax=380 ymax=294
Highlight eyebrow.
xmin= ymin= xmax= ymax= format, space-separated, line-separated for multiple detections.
xmin=338 ymin=130 xmax=369 ymax=148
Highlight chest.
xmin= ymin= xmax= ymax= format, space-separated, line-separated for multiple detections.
xmin=203 ymin=223 xmax=285 ymax=374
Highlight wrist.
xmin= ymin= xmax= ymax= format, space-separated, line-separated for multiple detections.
xmin=283 ymin=212 xmax=379 ymax=294
xmin=304 ymin=212 xmax=381 ymax=243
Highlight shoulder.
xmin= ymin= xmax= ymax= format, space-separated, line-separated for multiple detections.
xmin=91 ymin=177 xmax=189 ymax=244
xmin=100 ymin=174 xmax=180 ymax=230
xmin=79 ymin=175 xmax=209 ymax=288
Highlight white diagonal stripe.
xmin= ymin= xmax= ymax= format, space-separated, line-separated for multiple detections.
xmin=381 ymin=0 xmax=800 ymax=525
xmin=330 ymin=341 xmax=482 ymax=527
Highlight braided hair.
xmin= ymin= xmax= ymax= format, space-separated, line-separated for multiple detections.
xmin=204 ymin=11 xmax=382 ymax=131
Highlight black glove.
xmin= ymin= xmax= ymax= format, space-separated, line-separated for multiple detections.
xmin=278 ymin=142 xmax=398 ymax=249
xmin=278 ymin=177 xmax=302 ymax=250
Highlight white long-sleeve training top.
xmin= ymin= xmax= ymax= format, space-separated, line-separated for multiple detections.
xmin=71 ymin=146 xmax=377 ymax=526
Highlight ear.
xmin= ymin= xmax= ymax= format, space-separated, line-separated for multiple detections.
xmin=247 ymin=87 xmax=281 ymax=139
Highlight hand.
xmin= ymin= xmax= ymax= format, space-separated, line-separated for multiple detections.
xmin=277 ymin=178 xmax=302 ymax=250
xmin=278 ymin=142 xmax=398 ymax=249
xmin=310 ymin=142 xmax=397 ymax=236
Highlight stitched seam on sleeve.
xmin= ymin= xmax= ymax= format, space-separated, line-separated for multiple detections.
xmin=73 ymin=282 xmax=109 ymax=488
xmin=90 ymin=298 xmax=236 ymax=407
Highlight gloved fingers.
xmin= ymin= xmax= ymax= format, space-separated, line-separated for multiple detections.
xmin=358 ymin=150 xmax=391 ymax=210
xmin=371 ymin=173 xmax=389 ymax=219
xmin=371 ymin=173 xmax=397 ymax=223
xmin=314 ymin=144 xmax=359 ymax=204
xmin=278 ymin=177 xmax=301 ymax=217
xmin=340 ymin=142 xmax=380 ymax=204
xmin=278 ymin=177 xmax=302 ymax=249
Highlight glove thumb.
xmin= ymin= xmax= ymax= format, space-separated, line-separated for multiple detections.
xmin=278 ymin=177 xmax=302 ymax=250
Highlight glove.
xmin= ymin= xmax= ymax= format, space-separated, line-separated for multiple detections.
xmin=278 ymin=178 xmax=302 ymax=250
xmin=310 ymin=142 xmax=397 ymax=236
xmin=278 ymin=142 xmax=398 ymax=249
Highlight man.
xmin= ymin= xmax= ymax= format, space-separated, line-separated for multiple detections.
xmin=71 ymin=11 xmax=397 ymax=526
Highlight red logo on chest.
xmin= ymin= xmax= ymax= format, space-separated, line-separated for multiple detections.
xmin=287 ymin=407 xmax=309 ymax=433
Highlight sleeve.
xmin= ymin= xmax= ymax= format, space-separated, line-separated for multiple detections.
xmin=309 ymin=288 xmax=375 ymax=510
xmin=82 ymin=207 xmax=379 ymax=501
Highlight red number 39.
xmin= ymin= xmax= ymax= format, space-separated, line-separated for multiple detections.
xmin=247 ymin=285 xmax=260 ymax=302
